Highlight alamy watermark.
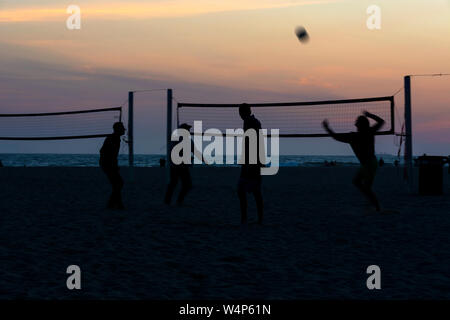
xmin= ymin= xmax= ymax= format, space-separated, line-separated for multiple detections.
xmin=66 ymin=5 xmax=81 ymax=30
xmin=366 ymin=265 xmax=381 ymax=290
xmin=170 ymin=121 xmax=280 ymax=176
xmin=366 ymin=5 xmax=381 ymax=30
xmin=66 ymin=265 xmax=81 ymax=290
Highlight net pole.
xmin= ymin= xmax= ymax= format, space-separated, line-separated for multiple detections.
xmin=128 ymin=91 xmax=134 ymax=167
xmin=404 ymin=76 xmax=413 ymax=192
xmin=166 ymin=89 xmax=173 ymax=182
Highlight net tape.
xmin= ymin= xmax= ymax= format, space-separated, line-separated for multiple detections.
xmin=0 ymin=107 xmax=122 ymax=140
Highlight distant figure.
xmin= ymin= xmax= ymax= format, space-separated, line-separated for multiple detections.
xmin=322 ymin=111 xmax=385 ymax=212
xmin=100 ymin=122 xmax=126 ymax=210
xmin=164 ymin=123 xmax=205 ymax=206
xmin=0 ymin=160 xmax=3 ymax=167
xmin=379 ymin=158 xmax=385 ymax=167
xmin=237 ymin=103 xmax=264 ymax=224
xmin=394 ymin=160 xmax=399 ymax=167
xmin=159 ymin=158 xmax=166 ymax=168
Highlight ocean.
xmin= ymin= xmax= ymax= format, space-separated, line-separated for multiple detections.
xmin=0 ymin=154 xmax=402 ymax=167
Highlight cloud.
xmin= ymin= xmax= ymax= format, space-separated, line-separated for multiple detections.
xmin=297 ymin=76 xmax=340 ymax=89
xmin=0 ymin=0 xmax=345 ymax=22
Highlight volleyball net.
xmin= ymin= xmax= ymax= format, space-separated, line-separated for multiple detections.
xmin=177 ymin=96 xmax=395 ymax=137
xmin=0 ymin=107 xmax=122 ymax=140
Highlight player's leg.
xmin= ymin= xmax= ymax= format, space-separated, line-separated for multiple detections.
xmin=177 ymin=167 xmax=192 ymax=205
xmin=362 ymin=160 xmax=380 ymax=211
xmin=363 ymin=187 xmax=381 ymax=211
xmin=102 ymin=168 xmax=115 ymax=208
xmin=352 ymin=166 xmax=364 ymax=190
xmin=164 ymin=166 xmax=179 ymax=204
xmin=353 ymin=161 xmax=380 ymax=211
xmin=114 ymin=171 xmax=125 ymax=209
xmin=105 ymin=169 xmax=124 ymax=209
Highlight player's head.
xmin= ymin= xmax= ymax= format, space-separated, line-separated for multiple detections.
xmin=355 ymin=115 xmax=369 ymax=132
xmin=178 ymin=123 xmax=192 ymax=131
xmin=239 ymin=103 xmax=252 ymax=120
xmin=113 ymin=122 xmax=126 ymax=135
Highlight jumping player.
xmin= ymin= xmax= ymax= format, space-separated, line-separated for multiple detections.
xmin=322 ymin=111 xmax=385 ymax=212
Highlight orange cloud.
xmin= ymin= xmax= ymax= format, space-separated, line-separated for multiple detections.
xmin=0 ymin=8 xmax=65 ymax=22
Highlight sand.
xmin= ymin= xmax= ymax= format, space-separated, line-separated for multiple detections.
xmin=1 ymin=166 xmax=450 ymax=299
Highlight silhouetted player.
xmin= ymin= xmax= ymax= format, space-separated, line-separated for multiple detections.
xmin=238 ymin=103 xmax=264 ymax=224
xmin=322 ymin=111 xmax=385 ymax=212
xmin=164 ymin=123 xmax=204 ymax=206
xmin=100 ymin=122 xmax=126 ymax=210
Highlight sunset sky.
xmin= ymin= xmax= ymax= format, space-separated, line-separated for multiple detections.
xmin=0 ymin=0 xmax=449 ymax=155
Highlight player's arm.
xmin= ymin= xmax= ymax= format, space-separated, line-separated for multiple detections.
xmin=364 ymin=111 xmax=385 ymax=132
xmin=322 ymin=119 xmax=351 ymax=143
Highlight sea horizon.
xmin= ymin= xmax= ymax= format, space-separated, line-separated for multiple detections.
xmin=0 ymin=153 xmax=404 ymax=167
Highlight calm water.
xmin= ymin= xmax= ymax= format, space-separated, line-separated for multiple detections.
xmin=0 ymin=154 xmax=402 ymax=167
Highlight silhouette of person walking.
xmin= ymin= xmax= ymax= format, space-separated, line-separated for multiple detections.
xmin=322 ymin=111 xmax=385 ymax=212
xmin=164 ymin=123 xmax=205 ymax=206
xmin=237 ymin=103 xmax=264 ymax=224
xmin=100 ymin=122 xmax=126 ymax=210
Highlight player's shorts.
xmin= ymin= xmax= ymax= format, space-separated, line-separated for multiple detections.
xmin=355 ymin=157 xmax=378 ymax=186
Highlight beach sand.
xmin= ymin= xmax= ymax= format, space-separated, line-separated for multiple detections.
xmin=1 ymin=166 xmax=450 ymax=299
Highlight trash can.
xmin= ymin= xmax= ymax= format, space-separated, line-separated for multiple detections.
xmin=418 ymin=156 xmax=448 ymax=195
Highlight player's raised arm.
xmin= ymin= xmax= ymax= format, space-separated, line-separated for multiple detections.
xmin=363 ymin=111 xmax=385 ymax=132
xmin=322 ymin=119 xmax=352 ymax=143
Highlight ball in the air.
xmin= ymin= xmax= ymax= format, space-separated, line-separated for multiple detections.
xmin=295 ymin=26 xmax=309 ymax=43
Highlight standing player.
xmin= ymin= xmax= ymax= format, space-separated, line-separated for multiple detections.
xmin=100 ymin=122 xmax=126 ymax=210
xmin=322 ymin=111 xmax=385 ymax=212
xmin=237 ymin=103 xmax=264 ymax=224
xmin=164 ymin=123 xmax=205 ymax=206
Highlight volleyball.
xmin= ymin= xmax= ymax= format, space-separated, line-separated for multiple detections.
xmin=295 ymin=26 xmax=309 ymax=43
